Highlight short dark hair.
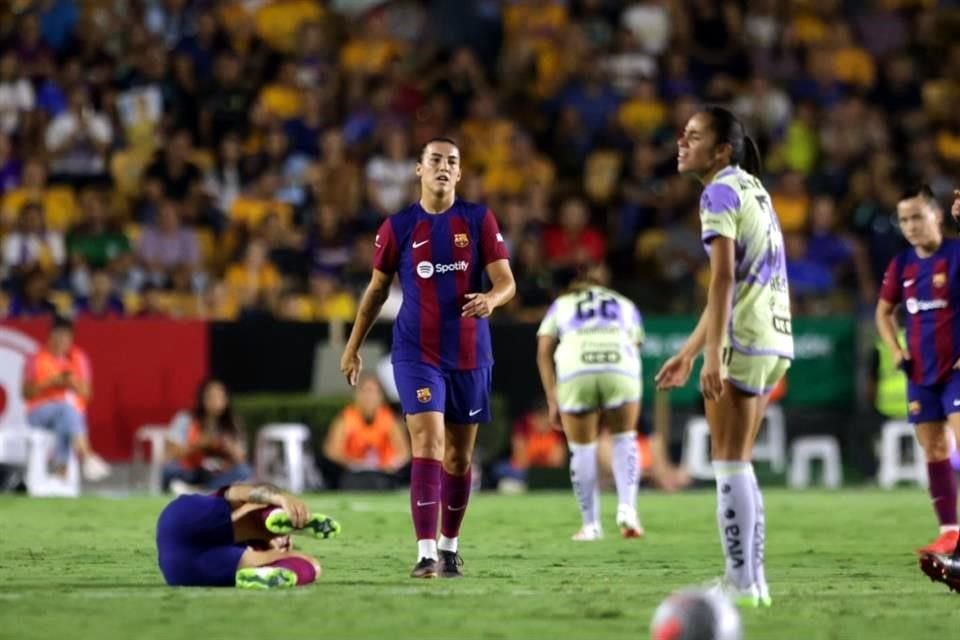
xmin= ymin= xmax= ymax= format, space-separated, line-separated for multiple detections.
xmin=900 ymin=183 xmax=941 ymax=210
xmin=418 ymin=136 xmax=460 ymax=161
xmin=52 ymin=314 xmax=74 ymax=332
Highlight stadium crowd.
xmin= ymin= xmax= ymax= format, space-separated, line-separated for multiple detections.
xmin=0 ymin=0 xmax=950 ymax=320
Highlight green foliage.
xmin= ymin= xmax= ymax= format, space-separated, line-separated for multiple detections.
xmin=232 ymin=393 xmax=510 ymax=462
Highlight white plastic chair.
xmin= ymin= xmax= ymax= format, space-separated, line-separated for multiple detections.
xmin=877 ymin=420 xmax=927 ymax=489
xmin=25 ymin=429 xmax=80 ymax=497
xmin=682 ymin=417 xmax=714 ymax=480
xmin=133 ymin=425 xmax=170 ymax=495
xmin=752 ymin=405 xmax=787 ymax=472
xmin=255 ymin=423 xmax=311 ymax=493
xmin=0 ymin=424 xmax=30 ymax=467
xmin=788 ymin=436 xmax=842 ymax=489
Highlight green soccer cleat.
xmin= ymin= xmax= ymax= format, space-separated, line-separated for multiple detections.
xmin=706 ymin=578 xmax=760 ymax=609
xmin=758 ymin=584 xmax=773 ymax=608
xmin=235 ymin=567 xmax=298 ymax=590
xmin=264 ymin=510 xmax=342 ymax=539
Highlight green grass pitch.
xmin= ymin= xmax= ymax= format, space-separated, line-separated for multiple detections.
xmin=2 ymin=489 xmax=960 ymax=639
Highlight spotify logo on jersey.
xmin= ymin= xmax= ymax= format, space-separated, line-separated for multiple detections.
xmin=417 ymin=261 xmax=469 ymax=278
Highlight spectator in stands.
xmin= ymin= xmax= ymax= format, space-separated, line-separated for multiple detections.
xmin=136 ymin=198 xmax=200 ymax=289
xmin=322 ymin=373 xmax=410 ymax=489
xmin=225 ymin=238 xmax=281 ymax=313
xmin=2 ymin=201 xmax=65 ymax=282
xmin=542 ymin=196 xmax=606 ymax=270
xmin=162 ymin=378 xmax=253 ymax=494
xmin=44 ymin=85 xmax=113 ymax=187
xmin=74 ymin=269 xmax=124 ymax=318
xmin=143 ymin=129 xmax=204 ymax=214
xmin=22 ymin=315 xmax=111 ymax=481
xmin=1 ymin=158 xmax=76 ymax=232
xmin=66 ymin=188 xmax=131 ymax=295
xmin=365 ymin=128 xmax=416 ymax=218
xmin=0 ymin=133 xmax=20 ymax=195
xmin=0 ymin=49 xmax=35 ymax=136
xmin=9 ymin=268 xmax=57 ymax=318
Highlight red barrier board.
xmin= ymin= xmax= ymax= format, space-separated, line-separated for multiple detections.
xmin=0 ymin=318 xmax=208 ymax=461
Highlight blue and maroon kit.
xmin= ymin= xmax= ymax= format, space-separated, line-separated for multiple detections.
xmin=373 ymin=199 xmax=509 ymax=423
xmin=880 ymin=238 xmax=960 ymax=423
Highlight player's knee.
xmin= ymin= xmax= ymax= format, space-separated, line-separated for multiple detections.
xmin=922 ymin=436 xmax=952 ymax=461
xmin=443 ymin=450 xmax=471 ymax=475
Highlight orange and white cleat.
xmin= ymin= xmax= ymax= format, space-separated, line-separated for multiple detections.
xmin=917 ymin=530 xmax=960 ymax=555
xmin=616 ymin=505 xmax=645 ymax=539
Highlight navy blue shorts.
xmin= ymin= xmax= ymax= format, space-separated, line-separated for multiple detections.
xmin=393 ymin=362 xmax=492 ymax=424
xmin=907 ymin=370 xmax=960 ymax=424
xmin=156 ymin=494 xmax=246 ymax=587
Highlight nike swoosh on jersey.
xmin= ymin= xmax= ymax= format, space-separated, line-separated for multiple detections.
xmin=903 ymin=279 xmax=915 ymax=286
xmin=413 ymin=240 xmax=430 ymax=248
xmin=468 ymin=408 xmax=482 ymax=416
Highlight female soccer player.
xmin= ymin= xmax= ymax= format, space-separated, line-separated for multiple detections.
xmin=877 ymin=186 xmax=960 ymax=563
xmin=156 ymin=482 xmax=340 ymax=589
xmin=655 ymin=107 xmax=792 ymax=608
xmin=340 ymin=137 xmax=515 ymax=578
xmin=536 ymin=264 xmax=645 ymax=541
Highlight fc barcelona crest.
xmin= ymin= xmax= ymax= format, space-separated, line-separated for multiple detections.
xmin=909 ymin=401 xmax=921 ymax=415
xmin=416 ymin=387 xmax=432 ymax=403
xmin=933 ymin=272 xmax=947 ymax=288
xmin=454 ymin=233 xmax=469 ymax=248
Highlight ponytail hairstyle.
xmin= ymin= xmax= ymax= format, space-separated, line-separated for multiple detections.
xmin=702 ymin=106 xmax=763 ymax=176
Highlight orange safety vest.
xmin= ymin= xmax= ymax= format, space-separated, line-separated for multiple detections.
xmin=23 ymin=346 xmax=90 ymax=413
xmin=341 ymin=405 xmax=397 ymax=468
xmin=179 ymin=420 xmax=236 ymax=471
xmin=524 ymin=429 xmax=565 ymax=467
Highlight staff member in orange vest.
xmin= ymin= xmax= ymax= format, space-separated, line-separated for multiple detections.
xmin=22 ymin=315 xmax=111 ymax=481
xmin=323 ymin=374 xmax=410 ymax=488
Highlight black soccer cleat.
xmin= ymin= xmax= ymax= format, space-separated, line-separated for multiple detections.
xmin=919 ymin=553 xmax=960 ymax=593
xmin=438 ymin=550 xmax=464 ymax=578
xmin=410 ymin=557 xmax=439 ymax=579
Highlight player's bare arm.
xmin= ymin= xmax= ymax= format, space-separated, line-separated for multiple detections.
xmin=655 ymin=310 xmax=708 ymax=390
xmin=223 ymin=483 xmax=310 ymax=527
xmin=874 ymin=298 xmax=908 ymax=369
xmin=536 ymin=334 xmax=560 ymax=425
xmin=700 ymin=236 xmax=736 ymax=402
xmin=462 ymin=258 xmax=515 ymax=318
xmin=341 ymin=268 xmax=393 ymax=385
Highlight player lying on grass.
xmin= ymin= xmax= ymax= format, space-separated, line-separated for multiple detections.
xmin=156 ymin=482 xmax=341 ymax=589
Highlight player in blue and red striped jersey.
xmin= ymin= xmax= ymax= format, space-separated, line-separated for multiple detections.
xmin=340 ymin=137 xmax=515 ymax=578
xmin=876 ymin=185 xmax=960 ymax=565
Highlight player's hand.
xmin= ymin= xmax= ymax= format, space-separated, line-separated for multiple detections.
xmin=462 ymin=292 xmax=494 ymax=318
xmin=339 ymin=349 xmax=362 ymax=386
xmin=699 ymin=349 xmax=723 ymax=402
xmin=546 ymin=399 xmax=561 ymax=428
xmin=894 ymin=348 xmax=911 ymax=373
xmin=655 ymin=354 xmax=694 ymax=390
xmin=952 ymin=190 xmax=960 ymax=222
xmin=277 ymin=493 xmax=310 ymax=528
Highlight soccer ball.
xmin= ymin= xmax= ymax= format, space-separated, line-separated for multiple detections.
xmin=650 ymin=588 xmax=742 ymax=640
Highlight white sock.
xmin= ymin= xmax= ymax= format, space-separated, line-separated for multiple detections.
xmin=747 ymin=464 xmax=767 ymax=593
xmin=438 ymin=535 xmax=458 ymax=553
xmin=713 ymin=461 xmax=756 ymax=590
xmin=939 ymin=525 xmax=960 ymax=534
xmin=569 ymin=441 xmax=599 ymax=527
xmin=417 ymin=539 xmax=438 ymax=561
xmin=611 ymin=431 xmax=639 ymax=510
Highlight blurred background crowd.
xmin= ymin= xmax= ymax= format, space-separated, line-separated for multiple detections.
xmin=0 ymin=0 xmax=954 ymax=323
